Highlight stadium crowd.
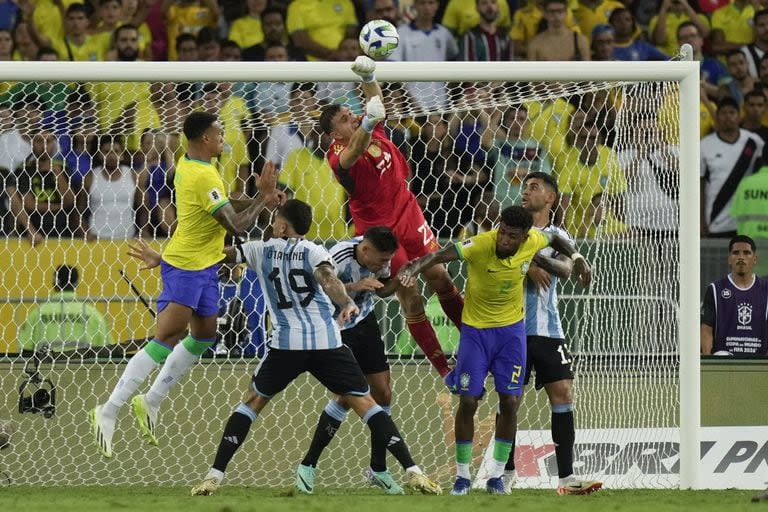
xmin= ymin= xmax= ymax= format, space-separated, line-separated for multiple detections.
xmin=0 ymin=0 xmax=766 ymax=246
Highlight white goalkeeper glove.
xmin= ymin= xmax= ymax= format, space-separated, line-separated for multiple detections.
xmin=351 ymin=55 xmax=376 ymax=82
xmin=361 ymin=95 xmax=386 ymax=132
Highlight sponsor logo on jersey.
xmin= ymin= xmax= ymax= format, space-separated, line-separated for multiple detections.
xmin=367 ymin=143 xmax=382 ymax=158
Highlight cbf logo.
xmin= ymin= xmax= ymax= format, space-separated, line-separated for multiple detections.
xmin=459 ymin=372 xmax=470 ymax=391
xmin=737 ymin=303 xmax=753 ymax=328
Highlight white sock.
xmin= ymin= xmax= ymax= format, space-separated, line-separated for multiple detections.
xmin=559 ymin=474 xmax=575 ymax=486
xmin=205 ymin=468 xmax=224 ymax=483
xmin=103 ymin=349 xmax=159 ymax=420
xmin=456 ymin=463 xmax=471 ymax=480
xmin=491 ymin=459 xmax=507 ymax=479
xmin=405 ymin=465 xmax=422 ymax=475
xmin=144 ymin=342 xmax=200 ymax=410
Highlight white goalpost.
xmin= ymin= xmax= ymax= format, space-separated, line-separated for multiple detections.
xmin=0 ymin=56 xmax=699 ymax=489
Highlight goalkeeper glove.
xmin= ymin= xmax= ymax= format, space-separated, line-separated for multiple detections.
xmin=361 ymin=95 xmax=386 ymax=132
xmin=351 ymin=55 xmax=376 ymax=82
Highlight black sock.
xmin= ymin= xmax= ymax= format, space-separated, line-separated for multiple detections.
xmin=212 ymin=410 xmax=255 ymax=473
xmin=552 ymin=410 xmax=575 ymax=478
xmin=301 ymin=411 xmax=342 ymax=468
xmin=369 ymin=431 xmax=387 ymax=472
xmin=366 ymin=410 xmax=415 ymax=470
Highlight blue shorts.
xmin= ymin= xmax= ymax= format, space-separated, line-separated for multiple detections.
xmin=157 ymin=260 xmax=220 ymax=317
xmin=453 ymin=321 xmax=527 ymax=397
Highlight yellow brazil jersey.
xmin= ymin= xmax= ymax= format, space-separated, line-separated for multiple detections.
xmin=162 ymin=156 xmax=230 ymax=270
xmin=455 ymin=229 xmax=549 ymax=328
xmin=87 ymin=82 xmax=160 ymax=150
xmin=51 ymin=36 xmax=105 ymax=62
xmin=229 ymin=16 xmax=264 ymax=49
xmin=442 ymin=0 xmax=511 ymax=36
xmin=286 ymin=0 xmax=357 ymax=61
xmin=280 ymin=147 xmax=352 ymax=240
xmin=528 ymin=97 xmax=573 ymax=158
xmin=510 ymin=2 xmax=580 ymax=45
xmin=573 ymin=0 xmax=624 ymax=41
xmin=167 ymin=4 xmax=217 ymax=60
xmin=33 ymin=0 xmax=80 ymax=47
xmin=649 ymin=12 xmax=710 ymax=56
xmin=556 ymin=144 xmax=627 ymax=238
xmin=711 ymin=3 xmax=755 ymax=46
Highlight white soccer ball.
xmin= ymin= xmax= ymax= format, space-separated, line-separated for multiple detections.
xmin=359 ymin=19 xmax=399 ymax=59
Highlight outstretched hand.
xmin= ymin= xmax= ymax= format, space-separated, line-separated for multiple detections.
xmin=351 ymin=55 xmax=376 ymax=81
xmin=336 ymin=302 xmax=360 ymax=327
xmin=127 ymin=239 xmax=161 ymax=270
xmin=396 ymin=261 xmax=419 ymax=288
xmin=255 ymin=160 xmax=285 ymax=207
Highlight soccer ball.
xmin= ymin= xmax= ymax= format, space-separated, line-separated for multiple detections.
xmin=359 ymin=19 xmax=399 ymax=59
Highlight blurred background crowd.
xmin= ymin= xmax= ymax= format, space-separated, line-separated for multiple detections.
xmin=0 ymin=0 xmax=766 ymax=248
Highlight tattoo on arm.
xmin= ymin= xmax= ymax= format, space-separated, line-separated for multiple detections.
xmin=315 ymin=263 xmax=353 ymax=308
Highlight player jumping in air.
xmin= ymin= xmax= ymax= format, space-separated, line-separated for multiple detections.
xmin=296 ymin=226 xmax=406 ymax=494
xmin=397 ymin=205 xmax=591 ymax=495
xmin=89 ymin=112 xmax=283 ymax=458
xmin=176 ymin=200 xmax=440 ymax=496
xmin=318 ymin=56 xmax=464 ymax=378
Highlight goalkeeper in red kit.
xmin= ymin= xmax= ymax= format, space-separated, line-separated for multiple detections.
xmin=319 ymin=56 xmax=463 ymax=377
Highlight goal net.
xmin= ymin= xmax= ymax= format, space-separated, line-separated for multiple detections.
xmin=0 ymin=60 xmax=699 ymax=489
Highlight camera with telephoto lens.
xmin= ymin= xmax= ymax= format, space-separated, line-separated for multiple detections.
xmin=18 ymin=347 xmax=57 ymax=418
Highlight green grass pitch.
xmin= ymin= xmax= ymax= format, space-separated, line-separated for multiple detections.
xmin=0 ymin=487 xmax=760 ymax=512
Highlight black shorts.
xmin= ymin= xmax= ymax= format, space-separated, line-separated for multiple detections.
xmin=251 ymin=345 xmax=370 ymax=398
xmin=524 ymin=335 xmax=574 ymax=390
xmin=342 ymin=312 xmax=389 ymax=375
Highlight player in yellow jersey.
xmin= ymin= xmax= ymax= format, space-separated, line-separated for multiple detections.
xmin=398 ymin=205 xmax=591 ymax=495
xmin=89 ymin=112 xmax=283 ymax=459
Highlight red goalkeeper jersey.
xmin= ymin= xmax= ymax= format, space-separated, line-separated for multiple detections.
xmin=327 ymin=123 xmax=420 ymax=233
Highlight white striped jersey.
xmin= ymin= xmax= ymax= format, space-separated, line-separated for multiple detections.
xmin=238 ymin=237 xmax=342 ymax=350
xmin=330 ymin=237 xmax=391 ymax=330
xmin=524 ymin=225 xmax=569 ymax=339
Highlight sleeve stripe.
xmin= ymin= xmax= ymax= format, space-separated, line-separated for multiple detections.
xmin=209 ymin=199 xmax=230 ymax=215
xmin=454 ymin=242 xmax=465 ymax=260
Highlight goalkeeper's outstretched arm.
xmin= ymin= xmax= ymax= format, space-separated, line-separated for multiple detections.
xmin=351 ymin=56 xmax=384 ymax=102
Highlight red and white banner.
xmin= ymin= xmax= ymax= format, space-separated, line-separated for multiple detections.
xmin=474 ymin=426 xmax=768 ymax=489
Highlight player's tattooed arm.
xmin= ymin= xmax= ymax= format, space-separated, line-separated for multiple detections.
xmin=213 ymin=161 xmax=284 ymax=235
xmin=546 ymin=233 xmax=592 ymax=287
xmin=397 ymin=245 xmax=460 ymax=287
xmin=315 ymin=262 xmax=360 ymax=326
xmin=531 ymin=253 xmax=573 ymax=280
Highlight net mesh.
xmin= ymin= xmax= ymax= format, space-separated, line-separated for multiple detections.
xmin=0 ymin=74 xmax=680 ymax=488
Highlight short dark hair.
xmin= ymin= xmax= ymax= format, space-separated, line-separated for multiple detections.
xmin=729 ymin=235 xmax=756 ymax=252
xmin=523 ymin=171 xmax=558 ymax=195
xmin=66 ymin=3 xmax=88 ymax=16
xmin=676 ymin=20 xmax=698 ymax=39
xmin=278 ymin=199 xmax=313 ymax=235
xmin=221 ymin=39 xmax=240 ymax=51
xmin=499 ymin=205 xmax=533 ymax=231
xmin=319 ymin=104 xmax=343 ymax=134
xmin=716 ymin=97 xmax=740 ymax=113
xmin=114 ymin=24 xmax=137 ymax=41
xmin=196 ymin=26 xmax=219 ymax=46
xmin=183 ymin=111 xmax=217 ymax=141
xmin=36 ymin=47 xmax=58 ymax=60
xmin=745 ymin=89 xmax=766 ymax=103
xmin=176 ymin=33 xmax=196 ymax=51
xmin=261 ymin=5 xmax=286 ymax=21
xmin=725 ymin=48 xmax=746 ymax=61
xmin=755 ymin=9 xmax=768 ymax=26
xmin=55 ymin=265 xmax=79 ymax=292
xmin=364 ymin=226 xmax=399 ymax=253
xmin=290 ymin=81 xmax=316 ymax=96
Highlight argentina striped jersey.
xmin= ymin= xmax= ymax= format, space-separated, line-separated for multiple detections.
xmin=524 ymin=225 xmax=570 ymax=339
xmin=239 ymin=237 xmax=342 ymax=350
xmin=330 ymin=237 xmax=391 ymax=330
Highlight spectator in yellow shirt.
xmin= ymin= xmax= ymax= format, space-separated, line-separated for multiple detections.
xmin=165 ymin=0 xmax=219 ymax=61
xmin=710 ymin=0 xmax=755 ymax=55
xmin=228 ymin=0 xmax=267 ymax=50
xmin=286 ymin=0 xmax=358 ymax=61
xmin=573 ymin=0 xmax=624 ymax=42
xmin=649 ymin=0 xmax=710 ymax=57
xmin=443 ymin=0 xmax=510 ymax=36
xmin=91 ymin=0 xmax=122 ymax=56
xmin=23 ymin=3 xmax=105 ymax=61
